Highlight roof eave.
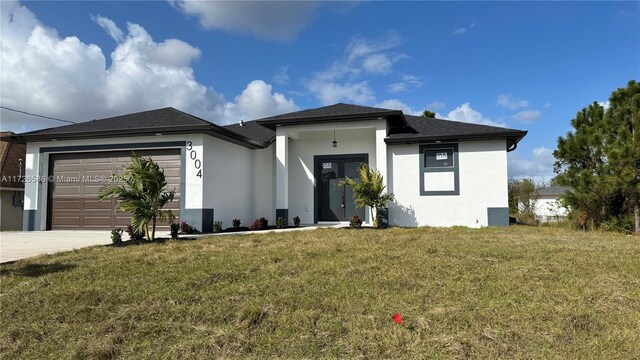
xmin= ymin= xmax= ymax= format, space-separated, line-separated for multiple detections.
xmin=10 ymin=124 xmax=268 ymax=149
xmin=256 ymin=110 xmax=406 ymax=129
xmin=384 ymin=130 xmax=528 ymax=145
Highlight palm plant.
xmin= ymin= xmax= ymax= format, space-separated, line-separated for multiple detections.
xmin=98 ymin=153 xmax=175 ymax=241
xmin=340 ymin=163 xmax=394 ymax=228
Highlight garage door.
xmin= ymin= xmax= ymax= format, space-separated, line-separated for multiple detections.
xmin=47 ymin=149 xmax=181 ymax=230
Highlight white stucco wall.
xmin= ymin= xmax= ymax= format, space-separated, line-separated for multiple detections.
xmin=533 ymin=197 xmax=568 ymax=222
xmin=252 ymin=145 xmax=276 ymax=223
xmin=388 ymin=139 xmax=508 ymax=227
xmin=284 ymin=120 xmax=385 ymax=225
xmin=202 ymin=135 xmax=255 ymax=228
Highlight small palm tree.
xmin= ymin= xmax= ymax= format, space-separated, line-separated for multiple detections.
xmin=340 ymin=163 xmax=394 ymax=228
xmin=98 ymin=153 xmax=175 ymax=241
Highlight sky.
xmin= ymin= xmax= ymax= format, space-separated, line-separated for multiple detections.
xmin=1 ymin=1 xmax=638 ymax=181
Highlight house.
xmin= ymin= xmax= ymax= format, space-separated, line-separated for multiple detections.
xmin=534 ymin=185 xmax=570 ymax=222
xmin=4 ymin=103 xmax=526 ymax=232
xmin=0 ymin=131 xmax=26 ymax=231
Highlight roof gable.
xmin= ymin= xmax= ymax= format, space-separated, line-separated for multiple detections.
xmin=255 ymin=103 xmax=406 ymax=129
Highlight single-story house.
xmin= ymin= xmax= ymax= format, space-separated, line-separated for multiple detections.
xmin=534 ymin=185 xmax=570 ymax=222
xmin=0 ymin=131 xmax=26 ymax=231
xmin=5 ymin=103 xmax=526 ymax=232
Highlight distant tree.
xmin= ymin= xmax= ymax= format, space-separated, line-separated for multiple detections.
xmin=554 ymin=80 xmax=640 ymax=234
xmin=422 ymin=110 xmax=436 ymax=118
xmin=508 ymin=178 xmax=540 ymax=225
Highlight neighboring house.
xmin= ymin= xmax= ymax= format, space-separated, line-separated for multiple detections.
xmin=534 ymin=185 xmax=570 ymax=222
xmin=4 ymin=103 xmax=526 ymax=231
xmin=0 ymin=131 xmax=26 ymax=231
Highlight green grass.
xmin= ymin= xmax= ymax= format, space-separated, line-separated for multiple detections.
xmin=1 ymin=226 xmax=639 ymax=359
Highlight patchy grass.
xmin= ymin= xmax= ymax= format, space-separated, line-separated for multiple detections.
xmin=1 ymin=226 xmax=639 ymax=359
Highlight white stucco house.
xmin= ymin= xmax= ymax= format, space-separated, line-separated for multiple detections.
xmin=5 ymin=103 xmax=526 ymax=232
xmin=533 ymin=186 xmax=570 ymax=222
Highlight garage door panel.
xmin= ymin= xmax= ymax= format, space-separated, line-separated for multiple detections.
xmin=52 ymin=199 xmax=81 ymax=209
xmin=49 ymin=149 xmax=181 ymax=231
xmin=53 ymin=185 xmax=82 ymax=196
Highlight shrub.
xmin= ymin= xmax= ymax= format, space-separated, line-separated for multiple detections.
xmin=276 ymin=217 xmax=285 ymax=229
xmin=170 ymin=223 xmax=180 ymax=239
xmin=249 ymin=217 xmax=269 ymax=231
xmin=180 ymin=221 xmax=199 ymax=234
xmin=110 ymin=228 xmax=123 ymax=244
xmin=350 ymin=215 xmax=363 ymax=228
xmin=126 ymin=224 xmax=145 ymax=241
xmin=213 ymin=221 xmax=223 ymax=233
xmin=293 ymin=216 xmax=301 ymax=227
xmin=232 ymin=218 xmax=241 ymax=228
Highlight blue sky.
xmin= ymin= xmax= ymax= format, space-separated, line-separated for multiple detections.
xmin=1 ymin=1 xmax=638 ymax=180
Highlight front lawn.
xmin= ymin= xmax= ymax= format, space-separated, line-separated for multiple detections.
xmin=1 ymin=226 xmax=639 ymax=359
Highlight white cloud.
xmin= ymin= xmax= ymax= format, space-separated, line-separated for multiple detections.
xmin=0 ymin=2 xmax=297 ymax=132
xmin=374 ymin=99 xmax=422 ymax=116
xmin=511 ymin=110 xmax=541 ymax=123
xmin=388 ymin=74 xmax=423 ymax=93
xmin=451 ymin=20 xmax=476 ymax=36
xmin=446 ymin=103 xmax=506 ymax=127
xmin=170 ymin=0 xmax=319 ymax=41
xmin=496 ymin=94 xmax=529 ymax=109
xmin=543 ymin=102 xmax=552 ymax=108
xmin=452 ymin=28 xmax=467 ymax=36
xmin=508 ymin=147 xmax=555 ymax=180
xmin=224 ymin=80 xmax=298 ymax=121
xmin=307 ymin=33 xmax=405 ymax=104
xmin=362 ymin=54 xmax=392 ymax=74
xmin=598 ymin=100 xmax=610 ymax=110
xmin=426 ymin=101 xmax=446 ymax=110
xmin=91 ymin=15 xmax=123 ymax=42
xmin=307 ymin=80 xmax=375 ymax=105
xmin=273 ymin=65 xmax=290 ymax=85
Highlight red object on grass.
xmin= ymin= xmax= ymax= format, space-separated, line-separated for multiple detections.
xmin=392 ymin=313 xmax=403 ymax=324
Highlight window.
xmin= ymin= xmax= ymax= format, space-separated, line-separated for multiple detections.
xmin=419 ymin=143 xmax=459 ymax=196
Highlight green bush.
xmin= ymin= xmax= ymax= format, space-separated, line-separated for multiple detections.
xmin=110 ymin=228 xmax=123 ymax=245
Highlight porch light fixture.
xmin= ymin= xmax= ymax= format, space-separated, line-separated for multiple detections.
xmin=332 ymin=130 xmax=338 ymax=148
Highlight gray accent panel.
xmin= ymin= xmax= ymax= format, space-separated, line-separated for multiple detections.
xmin=23 ymin=209 xmax=37 ymax=231
xmin=419 ymin=143 xmax=460 ymax=196
xmin=487 ymin=207 xmax=509 ymax=227
xmin=276 ymin=208 xmax=288 ymax=226
xmin=181 ymin=208 xmax=214 ymax=233
xmin=40 ymin=141 xmax=185 ymax=153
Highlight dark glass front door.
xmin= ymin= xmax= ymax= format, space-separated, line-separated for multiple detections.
xmin=316 ymin=155 xmax=367 ymax=222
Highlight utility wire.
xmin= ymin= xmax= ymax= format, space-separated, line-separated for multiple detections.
xmin=0 ymin=105 xmax=76 ymax=124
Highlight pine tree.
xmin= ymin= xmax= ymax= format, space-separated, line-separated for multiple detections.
xmin=554 ymin=80 xmax=640 ymax=234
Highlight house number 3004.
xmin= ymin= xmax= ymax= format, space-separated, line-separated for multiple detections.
xmin=186 ymin=141 xmax=202 ymax=178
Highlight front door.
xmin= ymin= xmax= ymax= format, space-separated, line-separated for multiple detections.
xmin=315 ymin=155 xmax=367 ymax=222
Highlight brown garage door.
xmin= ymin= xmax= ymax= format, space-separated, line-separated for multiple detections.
xmin=47 ymin=149 xmax=181 ymax=230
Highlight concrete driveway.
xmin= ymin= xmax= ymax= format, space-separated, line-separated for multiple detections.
xmin=0 ymin=231 xmax=111 ymax=263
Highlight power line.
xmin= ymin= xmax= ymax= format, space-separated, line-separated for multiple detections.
xmin=0 ymin=106 xmax=76 ymax=124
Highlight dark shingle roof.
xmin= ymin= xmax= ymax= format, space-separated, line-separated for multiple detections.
xmin=8 ymin=103 xmax=527 ymax=149
xmin=255 ymin=103 xmax=406 ymax=129
xmin=385 ymin=115 xmax=527 ymax=147
xmin=20 ymin=107 xmax=213 ymax=137
xmin=10 ymin=108 xmax=266 ymax=149
xmin=223 ymin=121 xmax=275 ymax=145
xmin=538 ymin=186 xmax=570 ymax=197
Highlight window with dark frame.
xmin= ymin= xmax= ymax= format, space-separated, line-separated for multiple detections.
xmin=419 ymin=143 xmax=460 ymax=196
